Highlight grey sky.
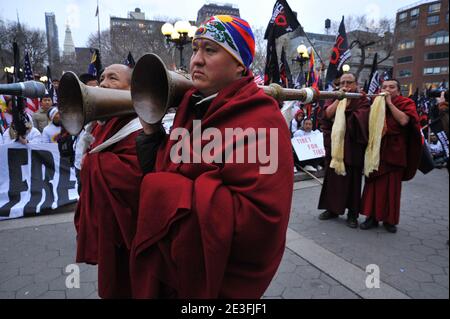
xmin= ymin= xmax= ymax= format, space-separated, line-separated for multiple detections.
xmin=1 ymin=0 xmax=415 ymax=49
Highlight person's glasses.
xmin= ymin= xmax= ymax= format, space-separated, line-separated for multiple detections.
xmin=339 ymin=80 xmax=355 ymax=85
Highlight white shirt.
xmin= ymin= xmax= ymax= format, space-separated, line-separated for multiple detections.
xmin=41 ymin=123 xmax=62 ymax=143
xmin=293 ymin=129 xmax=320 ymax=138
xmin=1 ymin=127 xmax=42 ymax=144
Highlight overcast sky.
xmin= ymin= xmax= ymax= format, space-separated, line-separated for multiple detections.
xmin=1 ymin=0 xmax=415 ymax=48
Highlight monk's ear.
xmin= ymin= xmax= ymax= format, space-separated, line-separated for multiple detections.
xmin=236 ymin=64 xmax=245 ymax=76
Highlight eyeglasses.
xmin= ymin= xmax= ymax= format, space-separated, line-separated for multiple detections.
xmin=339 ymin=80 xmax=355 ymax=85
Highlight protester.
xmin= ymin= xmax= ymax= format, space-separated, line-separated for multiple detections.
xmin=41 ymin=107 xmax=62 ymax=143
xmin=74 ymin=64 xmax=143 ymax=298
xmin=1 ymin=117 xmax=41 ymax=144
xmin=78 ymin=73 xmax=99 ymax=87
xmin=50 ymin=79 xmax=59 ymax=106
xmin=132 ymin=15 xmax=293 ymax=298
xmin=317 ymin=73 xmax=370 ymax=228
xmin=293 ymin=118 xmax=323 ymax=172
xmin=32 ymin=93 xmax=53 ymax=132
xmin=360 ymin=79 xmax=422 ymax=233
xmin=427 ymin=133 xmax=446 ymax=167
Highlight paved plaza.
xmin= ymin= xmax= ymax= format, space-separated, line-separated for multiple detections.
xmin=0 ymin=169 xmax=448 ymax=299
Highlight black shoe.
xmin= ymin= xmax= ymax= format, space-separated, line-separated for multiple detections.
xmin=360 ymin=217 xmax=379 ymax=230
xmin=346 ymin=216 xmax=358 ymax=228
xmin=318 ymin=210 xmax=339 ymax=220
xmin=383 ymin=222 xmax=397 ymax=233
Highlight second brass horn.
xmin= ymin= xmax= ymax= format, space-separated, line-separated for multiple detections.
xmin=58 ymin=71 xmax=134 ymax=135
xmin=131 ymin=53 xmax=193 ymax=124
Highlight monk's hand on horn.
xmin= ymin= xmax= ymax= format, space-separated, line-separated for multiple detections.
xmin=139 ymin=118 xmax=162 ymax=136
xmin=384 ymin=91 xmax=392 ymax=106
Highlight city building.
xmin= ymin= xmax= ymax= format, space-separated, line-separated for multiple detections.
xmin=45 ymin=12 xmax=60 ymax=66
xmin=393 ymin=0 xmax=449 ymax=95
xmin=62 ymin=25 xmax=76 ymax=61
xmin=196 ymin=2 xmax=240 ymax=25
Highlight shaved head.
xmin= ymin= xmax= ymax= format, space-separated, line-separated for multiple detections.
xmin=99 ymin=64 xmax=133 ymax=90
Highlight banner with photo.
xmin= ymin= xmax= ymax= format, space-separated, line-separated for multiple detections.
xmin=0 ymin=143 xmax=78 ymax=220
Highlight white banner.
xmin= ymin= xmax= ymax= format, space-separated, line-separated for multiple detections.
xmin=0 ymin=143 xmax=78 ymax=220
xmin=292 ymin=133 xmax=326 ymax=161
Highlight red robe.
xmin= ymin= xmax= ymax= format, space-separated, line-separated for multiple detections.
xmin=318 ymin=97 xmax=370 ymax=215
xmin=74 ymin=115 xmax=142 ymax=298
xmin=130 ymin=76 xmax=294 ymax=298
xmin=361 ymin=96 xmax=421 ymax=225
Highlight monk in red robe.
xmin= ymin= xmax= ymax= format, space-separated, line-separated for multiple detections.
xmin=132 ymin=16 xmax=293 ymax=298
xmin=74 ymin=64 xmax=143 ymax=298
xmin=360 ymin=79 xmax=421 ymax=233
xmin=318 ymin=73 xmax=370 ymax=228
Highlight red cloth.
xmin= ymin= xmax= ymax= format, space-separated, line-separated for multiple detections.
xmin=361 ymin=96 xmax=422 ymax=224
xmin=130 ymin=76 xmax=294 ymax=298
xmin=75 ymin=115 xmax=142 ymax=298
xmin=318 ymin=97 xmax=370 ymax=215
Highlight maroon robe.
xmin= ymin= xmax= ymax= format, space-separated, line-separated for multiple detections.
xmin=74 ymin=115 xmax=142 ymax=298
xmin=318 ymin=97 xmax=370 ymax=215
xmin=130 ymin=76 xmax=294 ymax=298
xmin=361 ymin=95 xmax=421 ymax=225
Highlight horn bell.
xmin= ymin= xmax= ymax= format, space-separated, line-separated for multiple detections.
xmin=58 ymin=71 xmax=133 ymax=135
xmin=131 ymin=53 xmax=193 ymax=124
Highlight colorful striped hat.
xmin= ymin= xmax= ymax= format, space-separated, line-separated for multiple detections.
xmin=194 ymin=15 xmax=255 ymax=71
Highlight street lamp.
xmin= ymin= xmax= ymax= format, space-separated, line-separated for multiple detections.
xmin=161 ymin=21 xmax=197 ymax=70
xmin=39 ymin=75 xmax=48 ymax=83
xmin=342 ymin=64 xmax=351 ymax=73
xmin=293 ymin=44 xmax=310 ymax=88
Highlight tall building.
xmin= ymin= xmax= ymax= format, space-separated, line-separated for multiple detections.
xmin=45 ymin=12 xmax=60 ymax=66
xmin=110 ymin=8 xmax=165 ymax=45
xmin=393 ymin=0 xmax=449 ymax=95
xmin=63 ymin=25 xmax=76 ymax=60
xmin=196 ymin=2 xmax=240 ymax=25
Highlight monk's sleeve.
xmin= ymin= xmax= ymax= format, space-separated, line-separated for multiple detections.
xmin=351 ymin=97 xmax=370 ymax=145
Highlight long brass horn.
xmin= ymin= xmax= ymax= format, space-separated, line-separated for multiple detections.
xmin=131 ymin=54 xmax=385 ymax=124
xmin=131 ymin=53 xmax=193 ymax=124
xmin=58 ymin=71 xmax=135 ymax=135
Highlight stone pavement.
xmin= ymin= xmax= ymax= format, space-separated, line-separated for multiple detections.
xmin=0 ymin=169 xmax=447 ymax=299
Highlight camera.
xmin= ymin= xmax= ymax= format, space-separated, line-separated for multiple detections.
xmin=428 ymin=89 xmax=448 ymax=102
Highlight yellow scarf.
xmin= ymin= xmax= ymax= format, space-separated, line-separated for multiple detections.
xmin=364 ymin=95 xmax=386 ymax=177
xmin=329 ymin=98 xmax=348 ymax=176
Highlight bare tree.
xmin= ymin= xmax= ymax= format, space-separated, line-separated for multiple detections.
xmin=251 ymin=26 xmax=267 ymax=75
xmin=331 ymin=15 xmax=394 ymax=80
xmin=0 ymin=20 xmax=48 ymax=75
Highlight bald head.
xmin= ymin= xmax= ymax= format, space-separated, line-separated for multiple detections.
xmin=99 ymin=64 xmax=132 ymax=90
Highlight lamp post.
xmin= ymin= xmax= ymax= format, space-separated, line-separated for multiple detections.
xmin=161 ymin=21 xmax=197 ymax=70
xmin=3 ymin=66 xmax=15 ymax=83
xmin=342 ymin=64 xmax=350 ymax=73
xmin=293 ymin=44 xmax=310 ymax=88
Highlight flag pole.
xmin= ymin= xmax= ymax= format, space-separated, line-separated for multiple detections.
xmin=97 ymin=0 xmax=101 ymax=55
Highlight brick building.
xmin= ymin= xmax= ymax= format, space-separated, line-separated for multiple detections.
xmin=393 ymin=0 xmax=449 ymax=95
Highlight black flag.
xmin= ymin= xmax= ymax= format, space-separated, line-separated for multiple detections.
xmin=280 ymin=46 xmax=293 ymax=88
xmin=366 ymin=53 xmax=380 ymax=94
xmin=11 ymin=42 xmax=28 ymax=138
xmin=124 ymin=51 xmax=135 ymax=68
xmin=264 ymin=0 xmax=301 ymax=85
xmin=325 ymin=16 xmax=351 ymax=87
xmin=264 ymin=0 xmax=301 ymax=40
